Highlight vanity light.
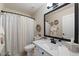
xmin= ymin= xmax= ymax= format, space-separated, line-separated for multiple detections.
xmin=47 ymin=3 xmax=53 ymax=9
xmin=47 ymin=3 xmax=58 ymax=9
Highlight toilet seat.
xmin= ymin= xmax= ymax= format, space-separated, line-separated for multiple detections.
xmin=24 ymin=44 xmax=35 ymax=52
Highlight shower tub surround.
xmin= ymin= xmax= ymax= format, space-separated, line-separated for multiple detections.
xmin=33 ymin=38 xmax=79 ymax=56
xmin=0 ymin=44 xmax=5 ymax=56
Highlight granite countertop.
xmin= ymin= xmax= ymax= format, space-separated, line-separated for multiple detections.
xmin=33 ymin=39 xmax=79 ymax=56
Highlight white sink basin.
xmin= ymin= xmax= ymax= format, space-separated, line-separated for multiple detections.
xmin=43 ymin=43 xmax=58 ymax=50
xmin=33 ymin=39 xmax=58 ymax=51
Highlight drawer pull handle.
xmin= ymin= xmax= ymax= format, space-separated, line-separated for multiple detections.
xmin=42 ymin=52 xmax=44 ymax=54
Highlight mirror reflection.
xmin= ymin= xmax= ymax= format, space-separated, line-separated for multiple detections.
xmin=45 ymin=3 xmax=74 ymax=40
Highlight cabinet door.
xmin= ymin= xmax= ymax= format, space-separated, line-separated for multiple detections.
xmin=34 ymin=46 xmax=51 ymax=56
xmin=33 ymin=46 xmax=41 ymax=56
xmin=38 ymin=47 xmax=51 ymax=56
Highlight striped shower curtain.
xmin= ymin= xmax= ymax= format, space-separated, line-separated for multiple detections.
xmin=0 ymin=13 xmax=34 ymax=56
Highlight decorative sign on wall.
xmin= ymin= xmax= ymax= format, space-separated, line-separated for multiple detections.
xmin=36 ymin=24 xmax=41 ymax=32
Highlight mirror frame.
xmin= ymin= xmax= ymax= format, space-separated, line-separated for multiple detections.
xmin=44 ymin=3 xmax=78 ymax=43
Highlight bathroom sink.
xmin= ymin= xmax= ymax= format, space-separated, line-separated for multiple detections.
xmin=35 ymin=39 xmax=58 ymax=51
xmin=43 ymin=43 xmax=58 ymax=50
xmin=61 ymin=42 xmax=79 ymax=53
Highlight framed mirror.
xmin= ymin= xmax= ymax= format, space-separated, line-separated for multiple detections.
xmin=44 ymin=3 xmax=79 ymax=43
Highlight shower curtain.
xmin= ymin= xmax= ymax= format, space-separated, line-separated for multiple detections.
xmin=0 ymin=12 xmax=34 ymax=56
xmin=18 ymin=16 xmax=34 ymax=55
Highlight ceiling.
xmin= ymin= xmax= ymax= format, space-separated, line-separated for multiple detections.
xmin=4 ymin=3 xmax=45 ymax=16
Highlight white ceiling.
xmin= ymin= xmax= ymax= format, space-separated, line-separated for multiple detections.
xmin=4 ymin=3 xmax=45 ymax=15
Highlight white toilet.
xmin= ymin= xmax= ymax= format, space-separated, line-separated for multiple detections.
xmin=24 ymin=44 xmax=35 ymax=56
xmin=24 ymin=36 xmax=41 ymax=56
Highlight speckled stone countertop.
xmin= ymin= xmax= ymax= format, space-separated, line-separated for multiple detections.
xmin=33 ymin=38 xmax=79 ymax=56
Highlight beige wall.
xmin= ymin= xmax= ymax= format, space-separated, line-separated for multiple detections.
xmin=33 ymin=3 xmax=52 ymax=37
xmin=0 ymin=3 xmax=4 ymax=10
xmin=3 ymin=8 xmax=31 ymax=17
xmin=0 ymin=3 xmax=31 ymax=17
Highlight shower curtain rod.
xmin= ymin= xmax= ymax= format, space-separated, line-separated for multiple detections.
xmin=1 ymin=10 xmax=35 ymax=20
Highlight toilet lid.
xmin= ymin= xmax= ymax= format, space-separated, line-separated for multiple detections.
xmin=24 ymin=44 xmax=35 ymax=51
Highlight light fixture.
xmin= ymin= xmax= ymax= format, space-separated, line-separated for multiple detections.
xmin=47 ymin=3 xmax=53 ymax=9
xmin=47 ymin=3 xmax=58 ymax=9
